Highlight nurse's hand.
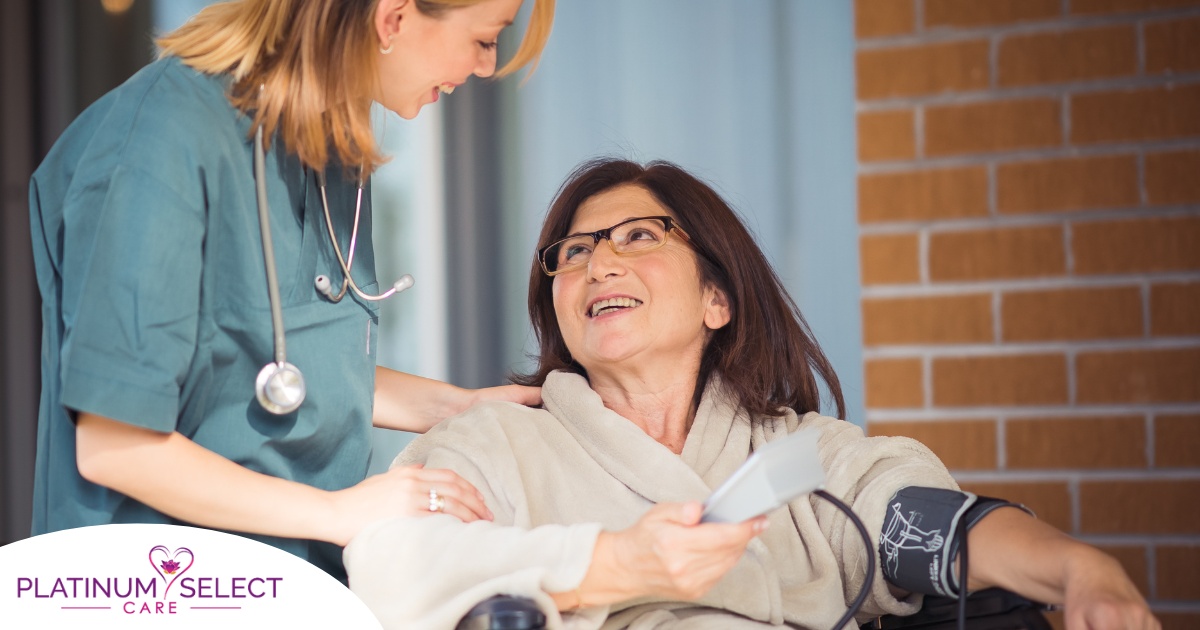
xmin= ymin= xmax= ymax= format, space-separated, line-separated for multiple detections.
xmin=464 ymin=384 xmax=542 ymax=411
xmin=374 ymin=368 xmax=541 ymax=433
xmin=326 ymin=464 xmax=492 ymax=546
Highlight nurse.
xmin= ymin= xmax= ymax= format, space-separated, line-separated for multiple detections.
xmin=28 ymin=0 xmax=553 ymax=581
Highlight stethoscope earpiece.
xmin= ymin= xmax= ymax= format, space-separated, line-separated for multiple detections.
xmin=392 ymin=274 xmax=415 ymax=293
xmin=314 ymin=275 xmax=335 ymax=300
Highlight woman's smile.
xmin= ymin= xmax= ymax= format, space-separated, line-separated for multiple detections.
xmin=586 ymin=295 xmax=644 ymax=319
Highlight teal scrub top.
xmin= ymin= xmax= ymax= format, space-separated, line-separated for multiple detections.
xmin=29 ymin=56 xmax=380 ymax=581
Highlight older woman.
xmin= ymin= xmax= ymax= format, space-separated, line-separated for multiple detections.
xmin=345 ymin=159 xmax=1157 ymax=630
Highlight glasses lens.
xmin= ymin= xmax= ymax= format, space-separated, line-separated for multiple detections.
xmin=611 ymin=218 xmax=669 ymax=253
xmin=545 ymin=235 xmax=595 ymax=272
xmin=542 ymin=218 xmax=674 ymax=274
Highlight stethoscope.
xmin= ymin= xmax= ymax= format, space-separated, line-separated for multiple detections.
xmin=252 ymin=126 xmax=414 ymax=414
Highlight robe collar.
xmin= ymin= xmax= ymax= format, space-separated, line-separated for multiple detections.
xmin=541 ymin=370 xmax=757 ymax=504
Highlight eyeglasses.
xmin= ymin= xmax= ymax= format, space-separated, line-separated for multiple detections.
xmin=538 ymin=215 xmax=691 ymax=276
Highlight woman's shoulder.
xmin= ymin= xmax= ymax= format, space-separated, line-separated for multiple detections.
xmin=43 ymin=57 xmax=246 ymax=186
xmin=115 ymin=56 xmax=239 ymax=127
xmin=397 ymin=402 xmax=561 ymax=463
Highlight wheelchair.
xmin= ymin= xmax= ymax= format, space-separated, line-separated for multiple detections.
xmin=457 ymin=588 xmax=1053 ymax=630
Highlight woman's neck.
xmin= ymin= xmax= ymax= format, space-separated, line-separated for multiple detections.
xmin=587 ymin=370 xmax=700 ymax=455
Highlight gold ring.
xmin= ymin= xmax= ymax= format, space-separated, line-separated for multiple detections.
xmin=428 ymin=488 xmax=444 ymax=513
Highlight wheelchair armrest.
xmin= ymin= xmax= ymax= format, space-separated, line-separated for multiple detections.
xmin=861 ymin=588 xmax=1053 ymax=630
xmin=456 ymin=594 xmax=547 ymax=630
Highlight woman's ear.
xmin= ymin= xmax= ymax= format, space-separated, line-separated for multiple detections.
xmin=374 ymin=0 xmax=411 ymax=47
xmin=703 ymin=287 xmax=731 ymax=331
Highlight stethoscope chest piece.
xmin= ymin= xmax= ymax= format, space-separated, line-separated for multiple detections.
xmin=255 ymin=361 xmax=306 ymax=415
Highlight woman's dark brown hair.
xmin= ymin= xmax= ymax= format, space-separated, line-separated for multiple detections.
xmin=515 ymin=158 xmax=846 ymax=420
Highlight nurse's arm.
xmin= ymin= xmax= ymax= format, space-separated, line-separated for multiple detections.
xmin=373 ymin=366 xmax=541 ymax=433
xmin=75 ymin=412 xmax=491 ymax=545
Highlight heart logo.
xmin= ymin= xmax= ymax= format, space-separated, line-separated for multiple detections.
xmin=148 ymin=545 xmax=194 ymax=599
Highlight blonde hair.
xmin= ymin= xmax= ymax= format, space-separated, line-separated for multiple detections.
xmin=157 ymin=0 xmax=555 ymax=175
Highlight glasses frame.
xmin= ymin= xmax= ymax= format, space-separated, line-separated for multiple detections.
xmin=537 ymin=215 xmax=692 ymax=277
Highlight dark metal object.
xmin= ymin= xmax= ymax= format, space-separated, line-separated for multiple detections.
xmin=456 ymin=595 xmax=547 ymax=630
xmin=861 ymin=588 xmax=1054 ymax=630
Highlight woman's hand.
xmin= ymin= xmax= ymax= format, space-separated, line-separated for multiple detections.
xmin=1061 ymin=550 xmax=1159 ymax=630
xmin=558 ymin=502 xmax=766 ymax=608
xmin=374 ymin=367 xmax=541 ymax=433
xmin=465 ymin=384 xmax=542 ymax=410
xmin=324 ymin=464 xmax=493 ymax=546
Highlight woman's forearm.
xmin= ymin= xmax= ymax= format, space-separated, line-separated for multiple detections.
xmin=373 ymin=367 xmax=543 ymax=433
xmin=550 ymin=531 xmax=637 ymax=610
xmin=965 ymin=506 xmax=1117 ymax=602
xmin=76 ymin=412 xmax=341 ymax=542
xmin=964 ymin=507 xmax=1158 ymax=628
xmin=373 ymin=366 xmax=465 ymax=433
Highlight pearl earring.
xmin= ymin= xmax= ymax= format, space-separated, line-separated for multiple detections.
xmin=380 ymin=36 xmax=394 ymax=55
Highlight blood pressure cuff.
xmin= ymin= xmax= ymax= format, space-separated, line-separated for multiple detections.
xmin=879 ymin=486 xmax=1031 ymax=599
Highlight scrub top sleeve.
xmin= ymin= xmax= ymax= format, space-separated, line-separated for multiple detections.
xmin=59 ymin=164 xmax=206 ymax=433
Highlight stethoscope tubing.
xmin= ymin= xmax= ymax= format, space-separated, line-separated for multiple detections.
xmin=315 ymin=173 xmax=402 ymax=303
xmin=252 ymin=126 xmax=410 ymax=415
xmin=254 ymin=126 xmax=288 ymax=366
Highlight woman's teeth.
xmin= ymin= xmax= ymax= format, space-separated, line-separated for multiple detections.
xmin=438 ymin=85 xmax=455 ymax=95
xmin=590 ymin=297 xmax=643 ymax=317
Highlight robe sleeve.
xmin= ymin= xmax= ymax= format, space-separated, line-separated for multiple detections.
xmin=805 ymin=414 xmax=960 ymax=619
xmin=344 ymin=402 xmax=607 ymax=630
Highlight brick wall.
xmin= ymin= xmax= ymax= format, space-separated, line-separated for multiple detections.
xmin=855 ymin=1 xmax=1200 ymax=627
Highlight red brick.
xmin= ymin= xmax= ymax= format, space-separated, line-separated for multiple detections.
xmin=1156 ymin=414 xmax=1200 ymax=467
xmin=869 ymin=419 xmax=998 ymax=469
xmin=1000 ymin=26 xmax=1137 ymax=87
xmin=860 ymin=234 xmax=921 ymax=285
xmin=1147 ymin=16 xmax=1200 ymax=74
xmin=925 ymin=0 xmax=1060 ymax=27
xmin=1077 ymin=348 xmax=1200 ymax=404
xmin=858 ymin=40 xmax=990 ymax=99
xmin=865 ymin=358 xmax=924 ymax=408
xmin=997 ymin=154 xmax=1138 ymax=214
xmin=856 ymin=0 xmax=914 ymax=38
xmin=929 ymin=226 xmax=1066 ymax=281
xmin=957 ymin=481 xmax=1072 ymax=532
xmin=1159 ymin=612 xmax=1200 ymax=630
xmin=1095 ymin=545 xmax=1151 ymax=597
xmin=859 ymin=167 xmax=989 ymax=223
xmin=1071 ymin=0 xmax=1200 ymax=15
xmin=863 ymin=294 xmax=993 ymax=345
xmin=1157 ymin=545 xmax=1200 ymax=600
xmin=1072 ymin=84 xmax=1200 ymax=144
xmin=859 ymin=110 xmax=916 ymax=161
xmin=1080 ymin=480 xmax=1200 ymax=534
xmin=1001 ymin=286 xmax=1143 ymax=341
xmin=926 ymin=99 xmax=1062 ymax=156
xmin=1072 ymin=216 xmax=1200 ymax=275
xmin=1146 ymin=150 xmax=1200 ymax=206
xmin=1006 ymin=415 xmax=1146 ymax=469
xmin=933 ymin=354 xmax=1068 ymax=406
xmin=1151 ymin=282 xmax=1200 ymax=336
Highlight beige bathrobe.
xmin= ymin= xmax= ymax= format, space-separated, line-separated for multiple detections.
xmin=345 ymin=371 xmax=958 ymax=630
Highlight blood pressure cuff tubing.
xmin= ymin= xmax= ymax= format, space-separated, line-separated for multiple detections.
xmin=878 ymin=486 xmax=1031 ymax=599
